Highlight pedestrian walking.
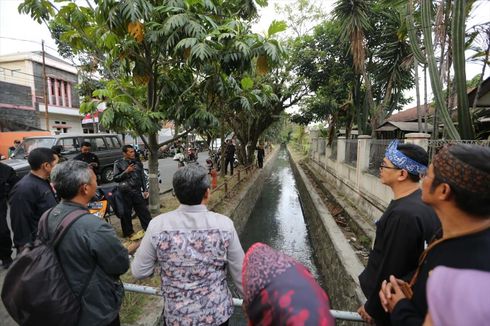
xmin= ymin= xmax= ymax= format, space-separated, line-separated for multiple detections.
xmin=131 ymin=164 xmax=244 ymax=326
xmin=0 ymin=162 xmax=19 ymax=269
xmin=113 ymin=145 xmax=151 ymax=238
xmin=224 ymin=139 xmax=235 ymax=175
xmin=256 ymin=144 xmax=265 ymax=168
xmin=8 ymin=148 xmax=58 ymax=252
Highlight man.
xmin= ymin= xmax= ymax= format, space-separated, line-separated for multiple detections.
xmin=73 ymin=142 xmax=100 ymax=175
xmin=48 ymin=160 xmax=129 ymax=325
xmin=379 ymin=144 xmax=490 ymax=326
xmin=9 ymin=148 xmax=58 ymax=251
xmin=224 ymin=139 xmax=236 ymax=175
xmin=0 ymin=162 xmax=19 ymax=268
xmin=8 ymin=140 xmax=21 ymax=158
xmin=131 ymin=164 xmax=244 ymax=326
xmin=358 ymin=140 xmax=440 ymax=325
xmin=113 ymin=145 xmax=151 ymax=238
xmin=256 ymin=143 xmax=265 ymax=168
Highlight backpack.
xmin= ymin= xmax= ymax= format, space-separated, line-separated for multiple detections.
xmin=1 ymin=208 xmax=88 ymax=326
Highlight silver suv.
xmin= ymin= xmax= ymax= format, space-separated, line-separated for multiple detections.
xmin=4 ymin=133 xmax=122 ymax=183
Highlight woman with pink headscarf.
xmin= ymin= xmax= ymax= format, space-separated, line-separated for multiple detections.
xmin=242 ymin=243 xmax=334 ymax=326
xmin=424 ymin=266 xmax=490 ymax=326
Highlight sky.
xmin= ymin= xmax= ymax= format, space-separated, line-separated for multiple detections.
xmin=1 ymin=0 xmax=489 ymax=110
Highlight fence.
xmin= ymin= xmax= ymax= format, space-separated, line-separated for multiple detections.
xmin=123 ymin=283 xmax=364 ymax=322
xmin=345 ymin=139 xmax=358 ymax=167
xmin=428 ymin=139 xmax=490 ymax=161
xmin=368 ymin=139 xmax=400 ymax=176
xmin=329 ymin=140 xmax=338 ymax=160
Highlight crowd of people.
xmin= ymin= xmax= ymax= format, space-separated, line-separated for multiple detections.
xmin=0 ymin=140 xmax=488 ymax=326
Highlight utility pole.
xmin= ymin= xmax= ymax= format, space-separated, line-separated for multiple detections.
xmin=42 ymin=40 xmax=50 ymax=131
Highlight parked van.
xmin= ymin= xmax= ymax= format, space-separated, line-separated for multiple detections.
xmin=4 ymin=133 xmax=123 ymax=183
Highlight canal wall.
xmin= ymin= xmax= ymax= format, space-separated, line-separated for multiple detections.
xmin=287 ymin=147 xmax=366 ymax=316
xmin=221 ymin=146 xmax=280 ymax=235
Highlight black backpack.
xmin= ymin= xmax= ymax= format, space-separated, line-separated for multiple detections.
xmin=1 ymin=208 xmax=88 ymax=326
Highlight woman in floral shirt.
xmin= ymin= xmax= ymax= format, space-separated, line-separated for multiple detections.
xmin=131 ymin=165 xmax=244 ymax=325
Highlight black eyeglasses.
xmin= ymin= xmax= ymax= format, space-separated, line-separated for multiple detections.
xmin=379 ymin=162 xmax=400 ymax=170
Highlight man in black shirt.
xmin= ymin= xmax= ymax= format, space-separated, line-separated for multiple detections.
xmin=8 ymin=148 xmax=58 ymax=252
xmin=224 ymin=139 xmax=235 ymax=175
xmin=379 ymin=144 xmax=490 ymax=326
xmin=113 ymin=145 xmax=151 ymax=238
xmin=73 ymin=142 xmax=100 ymax=176
xmin=0 ymin=162 xmax=19 ymax=268
xmin=358 ymin=141 xmax=440 ymax=325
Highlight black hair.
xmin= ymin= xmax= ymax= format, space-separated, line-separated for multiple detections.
xmin=431 ymin=144 xmax=490 ymax=217
xmin=51 ymin=145 xmax=63 ymax=155
xmin=172 ymin=164 xmax=210 ymax=205
xmin=81 ymin=141 xmax=91 ymax=147
xmin=122 ymin=144 xmax=133 ymax=153
xmin=27 ymin=148 xmax=56 ymax=170
xmin=397 ymin=143 xmax=428 ymax=182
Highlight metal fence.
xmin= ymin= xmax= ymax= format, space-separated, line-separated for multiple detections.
xmin=345 ymin=139 xmax=357 ymax=167
xmin=428 ymin=139 xmax=490 ymax=162
xmin=367 ymin=139 xmax=399 ymax=176
xmin=329 ymin=140 xmax=337 ymax=160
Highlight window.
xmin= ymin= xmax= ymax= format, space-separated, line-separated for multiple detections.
xmin=48 ymin=78 xmax=72 ymax=108
xmin=57 ymin=138 xmax=79 ymax=154
xmin=107 ymin=137 xmax=122 ymax=149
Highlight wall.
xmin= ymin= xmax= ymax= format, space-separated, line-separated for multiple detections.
xmin=288 ymin=147 xmax=365 ymax=320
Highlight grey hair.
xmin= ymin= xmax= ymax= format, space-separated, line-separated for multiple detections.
xmin=51 ymin=160 xmax=93 ymax=200
xmin=172 ymin=164 xmax=210 ymax=205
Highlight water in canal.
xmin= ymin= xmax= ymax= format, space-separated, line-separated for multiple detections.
xmin=230 ymin=146 xmax=321 ymax=325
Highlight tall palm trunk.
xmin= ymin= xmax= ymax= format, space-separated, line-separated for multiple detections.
xmin=148 ymin=132 xmax=160 ymax=216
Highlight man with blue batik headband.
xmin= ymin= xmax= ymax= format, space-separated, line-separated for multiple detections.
xmin=358 ymin=140 xmax=440 ymax=326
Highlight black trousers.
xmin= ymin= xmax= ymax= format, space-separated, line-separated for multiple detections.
xmin=120 ymin=190 xmax=151 ymax=237
xmin=0 ymin=199 xmax=12 ymax=260
xmin=257 ymin=157 xmax=264 ymax=168
xmin=224 ymin=157 xmax=234 ymax=175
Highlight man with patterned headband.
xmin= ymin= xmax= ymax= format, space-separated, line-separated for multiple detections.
xmin=379 ymin=144 xmax=490 ymax=326
xmin=358 ymin=140 xmax=440 ymax=325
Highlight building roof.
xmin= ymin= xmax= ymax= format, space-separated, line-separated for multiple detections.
xmin=387 ymin=104 xmax=434 ymax=122
xmin=0 ymin=51 xmax=77 ymax=74
xmin=375 ymin=121 xmax=433 ymax=132
xmin=468 ymin=76 xmax=490 ymax=107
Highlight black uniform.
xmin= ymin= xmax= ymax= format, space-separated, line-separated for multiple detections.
xmin=224 ymin=143 xmax=236 ymax=175
xmin=391 ymin=227 xmax=490 ymax=326
xmin=8 ymin=173 xmax=57 ymax=248
xmin=0 ymin=163 xmax=19 ymax=262
xmin=113 ymin=158 xmax=151 ymax=237
xmin=73 ymin=152 xmax=100 ymax=175
xmin=359 ymin=189 xmax=440 ymax=326
xmin=257 ymin=147 xmax=265 ymax=168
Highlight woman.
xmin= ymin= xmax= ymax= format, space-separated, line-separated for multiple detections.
xmin=242 ymin=243 xmax=334 ymax=326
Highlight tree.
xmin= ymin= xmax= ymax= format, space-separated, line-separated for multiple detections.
xmin=19 ymin=0 xmax=278 ymax=214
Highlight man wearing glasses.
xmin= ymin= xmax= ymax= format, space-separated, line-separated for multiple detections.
xmin=357 ymin=140 xmax=440 ymax=325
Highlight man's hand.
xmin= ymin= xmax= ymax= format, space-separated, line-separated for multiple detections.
xmin=357 ymin=305 xmax=374 ymax=324
xmin=379 ymin=275 xmax=407 ymax=313
xmin=143 ymin=192 xmax=149 ymax=199
xmin=125 ymin=163 xmax=136 ymax=173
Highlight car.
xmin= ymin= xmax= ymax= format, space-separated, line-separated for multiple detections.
xmin=4 ymin=133 xmax=123 ymax=183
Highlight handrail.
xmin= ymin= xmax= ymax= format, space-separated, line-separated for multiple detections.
xmin=123 ymin=283 xmax=363 ymax=322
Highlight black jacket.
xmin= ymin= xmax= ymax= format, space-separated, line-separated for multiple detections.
xmin=73 ymin=152 xmax=100 ymax=173
xmin=46 ymin=201 xmax=129 ymax=325
xmin=9 ymin=173 xmax=58 ymax=247
xmin=0 ymin=162 xmax=19 ymax=202
xmin=113 ymin=158 xmax=147 ymax=192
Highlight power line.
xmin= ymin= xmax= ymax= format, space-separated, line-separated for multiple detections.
xmin=0 ymin=36 xmax=60 ymax=55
